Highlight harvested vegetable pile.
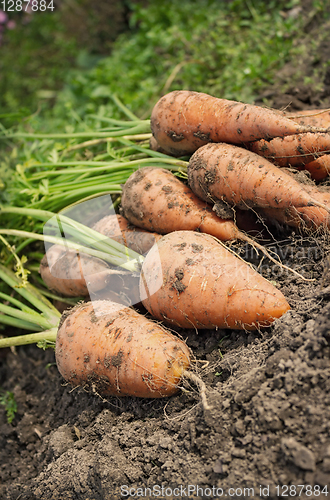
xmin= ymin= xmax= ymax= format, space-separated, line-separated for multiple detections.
xmin=1 ymin=89 xmax=330 ymax=498
xmin=2 ymin=89 xmax=330 ymax=392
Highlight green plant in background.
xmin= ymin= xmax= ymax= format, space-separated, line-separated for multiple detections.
xmin=0 ymin=388 xmax=17 ymax=424
xmin=0 ymin=7 xmax=79 ymax=125
xmin=55 ymin=0 xmax=303 ymax=119
xmin=0 ymin=0 xmax=309 ymax=207
xmin=1 ymin=0 xmax=306 ymax=129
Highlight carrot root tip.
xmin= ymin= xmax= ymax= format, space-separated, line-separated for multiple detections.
xmin=183 ymin=370 xmax=212 ymax=411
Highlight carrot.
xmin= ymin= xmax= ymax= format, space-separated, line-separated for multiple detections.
xmin=140 ymin=230 xmax=290 ymax=330
xmin=150 ymin=90 xmax=328 ymax=156
xmin=121 ymin=167 xmax=244 ymax=241
xmin=121 ymin=166 xmax=316 ymax=279
xmin=301 ymin=154 xmax=330 ymax=182
xmin=260 ymin=171 xmax=330 ymax=230
xmin=39 ymin=214 xmax=161 ymax=299
xmin=248 ymin=132 xmax=330 ymax=171
xmin=55 ymin=300 xmax=192 ymax=398
xmin=120 ymin=166 xmax=272 ymax=241
xmin=0 ymin=268 xmax=211 ymax=404
xmin=39 ymin=244 xmax=114 ymax=297
xmin=92 ymin=213 xmax=162 ymax=254
xmin=286 ymin=108 xmax=330 ymax=129
xmin=90 ymin=213 xmax=157 ymax=307
xmin=149 ymin=135 xmax=173 ymax=156
xmin=187 ymin=142 xmax=330 ymax=214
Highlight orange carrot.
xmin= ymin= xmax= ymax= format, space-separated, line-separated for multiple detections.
xmin=120 ymin=166 xmax=320 ymax=278
xmin=39 ymin=244 xmax=113 ymax=297
xmin=260 ymin=171 xmax=330 ymax=230
xmin=121 ymin=167 xmax=245 ymax=242
xmin=302 ymin=154 xmax=330 ymax=181
xmin=248 ymin=132 xmax=330 ymax=170
xmin=39 ymin=215 xmax=161 ymax=299
xmin=187 ymin=142 xmax=330 ymax=213
xmin=55 ymin=300 xmax=192 ymax=398
xmin=140 ymin=231 xmax=290 ymax=330
xmin=92 ymin=213 xmax=162 ymax=254
xmin=286 ymin=108 xmax=330 ymax=129
xmin=149 ymin=135 xmax=174 ymax=156
xmin=150 ymin=90 xmax=327 ymax=156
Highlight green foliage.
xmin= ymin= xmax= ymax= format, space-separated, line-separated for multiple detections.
xmin=0 ymin=0 xmax=309 ymax=227
xmin=54 ymin=0 xmax=301 ymax=119
xmin=0 ymin=388 xmax=17 ymax=424
xmin=0 ymin=9 xmax=79 ymax=123
xmin=0 ymin=0 xmax=307 ymax=127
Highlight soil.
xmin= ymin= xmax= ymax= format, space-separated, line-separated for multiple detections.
xmin=2 ymin=3 xmax=330 ymax=500
xmin=2 ymin=234 xmax=330 ymax=500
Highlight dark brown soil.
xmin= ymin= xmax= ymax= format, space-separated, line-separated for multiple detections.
xmin=1 ymin=230 xmax=330 ymax=500
xmin=2 ymin=4 xmax=330 ymax=499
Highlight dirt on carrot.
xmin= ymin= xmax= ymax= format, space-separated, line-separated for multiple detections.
xmin=120 ymin=167 xmax=243 ymax=242
xmin=120 ymin=166 xmax=316 ymax=280
xmin=92 ymin=213 xmax=162 ymax=254
xmin=139 ymin=230 xmax=290 ymax=331
xmin=150 ymin=90 xmax=327 ymax=156
xmin=187 ymin=142 xmax=330 ymax=212
xmin=55 ymin=300 xmax=192 ymax=398
xmin=39 ymin=244 xmax=113 ymax=297
xmin=248 ymin=132 xmax=330 ymax=172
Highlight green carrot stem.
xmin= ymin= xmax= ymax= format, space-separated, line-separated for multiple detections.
xmin=26 ymin=265 xmax=41 ymax=272
xmin=0 ymin=328 xmax=58 ymax=348
xmin=47 ymin=173 xmax=133 ymax=191
xmin=88 ymin=115 xmax=149 ymax=126
xmin=28 ymin=157 xmax=188 ymax=178
xmin=0 ymin=210 xmax=139 ymax=263
xmin=0 ymin=206 xmax=143 ymax=265
xmin=30 ymin=160 xmax=133 ymax=168
xmin=44 ymin=171 xmax=133 ymax=189
xmin=65 ymin=134 xmax=152 ymax=153
xmin=0 ymin=303 xmax=55 ymax=329
xmin=25 ymin=252 xmax=45 ymax=260
xmin=0 ymin=234 xmax=30 ymax=284
xmin=0 ymin=315 xmax=44 ymax=331
xmin=4 ymin=237 xmax=35 ymax=266
xmin=0 ymin=123 xmax=150 ymax=140
xmin=96 ymin=126 xmax=128 ymax=133
xmin=0 ymin=229 xmax=143 ymax=272
xmin=116 ymin=138 xmax=173 ymax=159
xmin=0 ymin=264 xmax=61 ymax=321
xmin=30 ymin=186 xmax=123 ymax=211
xmin=52 ymin=191 xmax=122 ymax=212
xmin=36 ymin=287 xmax=79 ymax=305
xmin=110 ymin=94 xmax=140 ymax=121
xmin=0 ymin=291 xmax=39 ymax=315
